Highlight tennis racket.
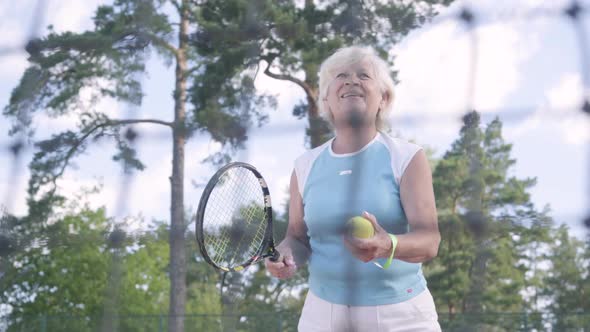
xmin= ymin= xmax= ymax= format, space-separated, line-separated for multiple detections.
xmin=195 ymin=162 xmax=280 ymax=272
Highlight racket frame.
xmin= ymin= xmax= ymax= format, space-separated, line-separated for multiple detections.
xmin=195 ymin=162 xmax=279 ymax=272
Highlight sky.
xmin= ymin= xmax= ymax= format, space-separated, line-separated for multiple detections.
xmin=0 ymin=0 xmax=589 ymax=238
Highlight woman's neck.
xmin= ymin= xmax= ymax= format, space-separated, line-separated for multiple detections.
xmin=332 ymin=127 xmax=378 ymax=154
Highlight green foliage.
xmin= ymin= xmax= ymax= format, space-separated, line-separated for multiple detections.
xmin=2 ymin=107 xmax=588 ymax=330
xmin=193 ymin=0 xmax=456 ymax=147
xmin=1 ymin=209 xmax=111 ymax=321
xmin=185 ymin=227 xmax=223 ymax=320
xmin=3 ymin=0 xmax=278 ymax=330
xmin=2 ymin=1 xmax=179 ymax=220
xmin=7 ymin=2 xmax=588 ymax=330
xmin=1 ymin=204 xmax=306 ymax=329
xmin=119 ymin=224 xmax=170 ymax=315
xmin=0 ymin=209 xmax=173 ymax=330
xmin=425 ymin=214 xmax=474 ymax=314
xmin=425 ymin=111 xmax=554 ymax=320
xmin=542 ymin=225 xmax=590 ymax=330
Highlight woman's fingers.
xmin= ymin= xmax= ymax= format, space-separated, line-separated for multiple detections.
xmin=265 ymin=253 xmax=297 ymax=279
xmin=343 ymin=230 xmax=390 ymax=262
xmin=362 ymin=211 xmax=386 ymax=234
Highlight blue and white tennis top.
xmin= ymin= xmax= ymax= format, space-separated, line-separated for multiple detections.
xmin=294 ymin=132 xmax=427 ymax=306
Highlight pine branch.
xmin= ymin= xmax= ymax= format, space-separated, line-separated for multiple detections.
xmin=36 ymin=118 xmax=173 ymax=202
xmin=170 ymin=0 xmax=182 ymax=13
xmin=109 ymin=118 xmax=174 ymax=127
xmin=145 ymin=32 xmax=179 ymax=57
xmin=263 ymin=60 xmax=316 ymax=100
xmin=183 ymin=65 xmax=202 ymax=79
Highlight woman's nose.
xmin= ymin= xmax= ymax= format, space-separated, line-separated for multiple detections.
xmin=345 ymin=76 xmax=360 ymax=85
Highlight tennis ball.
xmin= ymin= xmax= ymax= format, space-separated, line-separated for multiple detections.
xmin=346 ymin=216 xmax=375 ymax=238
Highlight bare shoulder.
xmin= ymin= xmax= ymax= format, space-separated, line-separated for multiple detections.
xmin=399 ymin=149 xmax=437 ymax=227
xmin=402 ymin=149 xmax=431 ymax=181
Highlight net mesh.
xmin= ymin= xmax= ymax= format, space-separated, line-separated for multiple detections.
xmin=0 ymin=1 xmax=589 ymax=331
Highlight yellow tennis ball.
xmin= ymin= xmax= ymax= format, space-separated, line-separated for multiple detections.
xmin=346 ymin=216 xmax=375 ymax=239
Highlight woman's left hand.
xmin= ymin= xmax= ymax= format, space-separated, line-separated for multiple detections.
xmin=343 ymin=211 xmax=393 ymax=263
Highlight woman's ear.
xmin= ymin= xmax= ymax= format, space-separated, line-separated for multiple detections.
xmin=380 ymin=91 xmax=391 ymax=108
xmin=321 ymin=95 xmax=329 ymax=110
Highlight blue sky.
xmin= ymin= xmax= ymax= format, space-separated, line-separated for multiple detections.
xmin=1 ymin=0 xmax=589 ymax=237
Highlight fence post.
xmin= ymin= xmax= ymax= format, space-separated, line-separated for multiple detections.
xmin=39 ymin=314 xmax=46 ymax=332
xmin=277 ymin=311 xmax=282 ymax=332
xmin=158 ymin=314 xmax=164 ymax=332
xmin=522 ymin=312 xmax=528 ymax=331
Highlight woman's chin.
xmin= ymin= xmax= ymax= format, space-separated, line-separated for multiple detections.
xmin=334 ymin=110 xmax=371 ymax=128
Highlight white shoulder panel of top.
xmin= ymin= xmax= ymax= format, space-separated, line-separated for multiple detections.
xmin=376 ymin=133 xmax=423 ymax=185
xmin=293 ymin=138 xmax=333 ymax=198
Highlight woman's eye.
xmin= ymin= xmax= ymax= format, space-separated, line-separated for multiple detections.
xmin=336 ymin=73 xmax=347 ymax=78
xmin=360 ymin=73 xmax=370 ymax=79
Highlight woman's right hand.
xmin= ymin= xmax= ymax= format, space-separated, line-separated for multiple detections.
xmin=265 ymin=248 xmax=297 ymax=279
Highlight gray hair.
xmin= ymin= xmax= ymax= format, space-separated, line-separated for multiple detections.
xmin=318 ymin=46 xmax=395 ymax=131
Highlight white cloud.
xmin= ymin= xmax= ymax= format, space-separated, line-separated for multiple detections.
xmin=393 ymin=11 xmax=541 ymax=119
xmin=545 ymin=73 xmax=589 ymax=144
xmin=461 ymin=0 xmax=572 ymax=16
xmin=0 ymin=2 xmax=34 ymax=47
xmin=0 ymin=54 xmax=28 ymax=91
xmin=390 ymin=1 xmax=543 ymax=150
xmin=2 ymin=0 xmax=118 ymax=76
xmin=393 ymin=21 xmax=468 ymax=116
xmin=506 ymin=73 xmax=589 ymax=145
xmin=46 ymin=0 xmax=111 ymax=33
xmin=0 ymin=158 xmax=30 ymax=216
xmin=474 ymin=22 xmax=541 ymax=110
xmin=0 ymin=0 xmax=109 ymax=80
xmin=0 ymin=1 xmax=35 ymax=79
xmin=47 ymin=136 xmax=168 ymax=221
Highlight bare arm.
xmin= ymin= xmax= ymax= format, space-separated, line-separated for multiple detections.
xmin=266 ymin=170 xmax=310 ymax=278
xmin=277 ymin=170 xmax=311 ymax=266
xmin=394 ymin=149 xmax=440 ymax=263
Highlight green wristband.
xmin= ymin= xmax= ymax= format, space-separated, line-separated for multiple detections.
xmin=382 ymin=234 xmax=398 ymax=269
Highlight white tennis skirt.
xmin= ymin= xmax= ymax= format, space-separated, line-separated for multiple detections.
xmin=298 ymin=288 xmax=441 ymax=332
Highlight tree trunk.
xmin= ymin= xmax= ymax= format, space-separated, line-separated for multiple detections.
xmin=306 ymin=93 xmax=331 ymax=148
xmin=464 ymin=244 xmax=488 ymax=313
xmin=169 ymin=2 xmax=189 ymax=332
xmin=302 ymin=1 xmax=331 ymax=148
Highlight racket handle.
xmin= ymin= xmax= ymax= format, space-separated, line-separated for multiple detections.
xmin=269 ymin=248 xmax=280 ymax=262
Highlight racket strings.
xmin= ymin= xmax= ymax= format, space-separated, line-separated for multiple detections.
xmin=203 ymin=167 xmax=269 ymax=268
xmin=226 ymin=204 xmax=267 ymax=265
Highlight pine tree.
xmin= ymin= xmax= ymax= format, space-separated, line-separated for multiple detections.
xmin=2 ymin=1 xmax=274 ymax=330
xmin=426 ymin=112 xmax=550 ymax=328
xmin=4 ymin=2 xmax=461 ymax=329
xmin=543 ymin=225 xmax=589 ymax=330
xmin=193 ymin=0 xmax=455 ymax=147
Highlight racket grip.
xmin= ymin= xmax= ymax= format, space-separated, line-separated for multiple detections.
xmin=269 ymin=249 xmax=280 ymax=262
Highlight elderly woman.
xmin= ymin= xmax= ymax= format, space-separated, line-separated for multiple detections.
xmin=266 ymin=45 xmax=441 ymax=332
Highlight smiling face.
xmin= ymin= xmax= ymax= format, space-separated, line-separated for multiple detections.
xmin=324 ymin=57 xmax=386 ymax=129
